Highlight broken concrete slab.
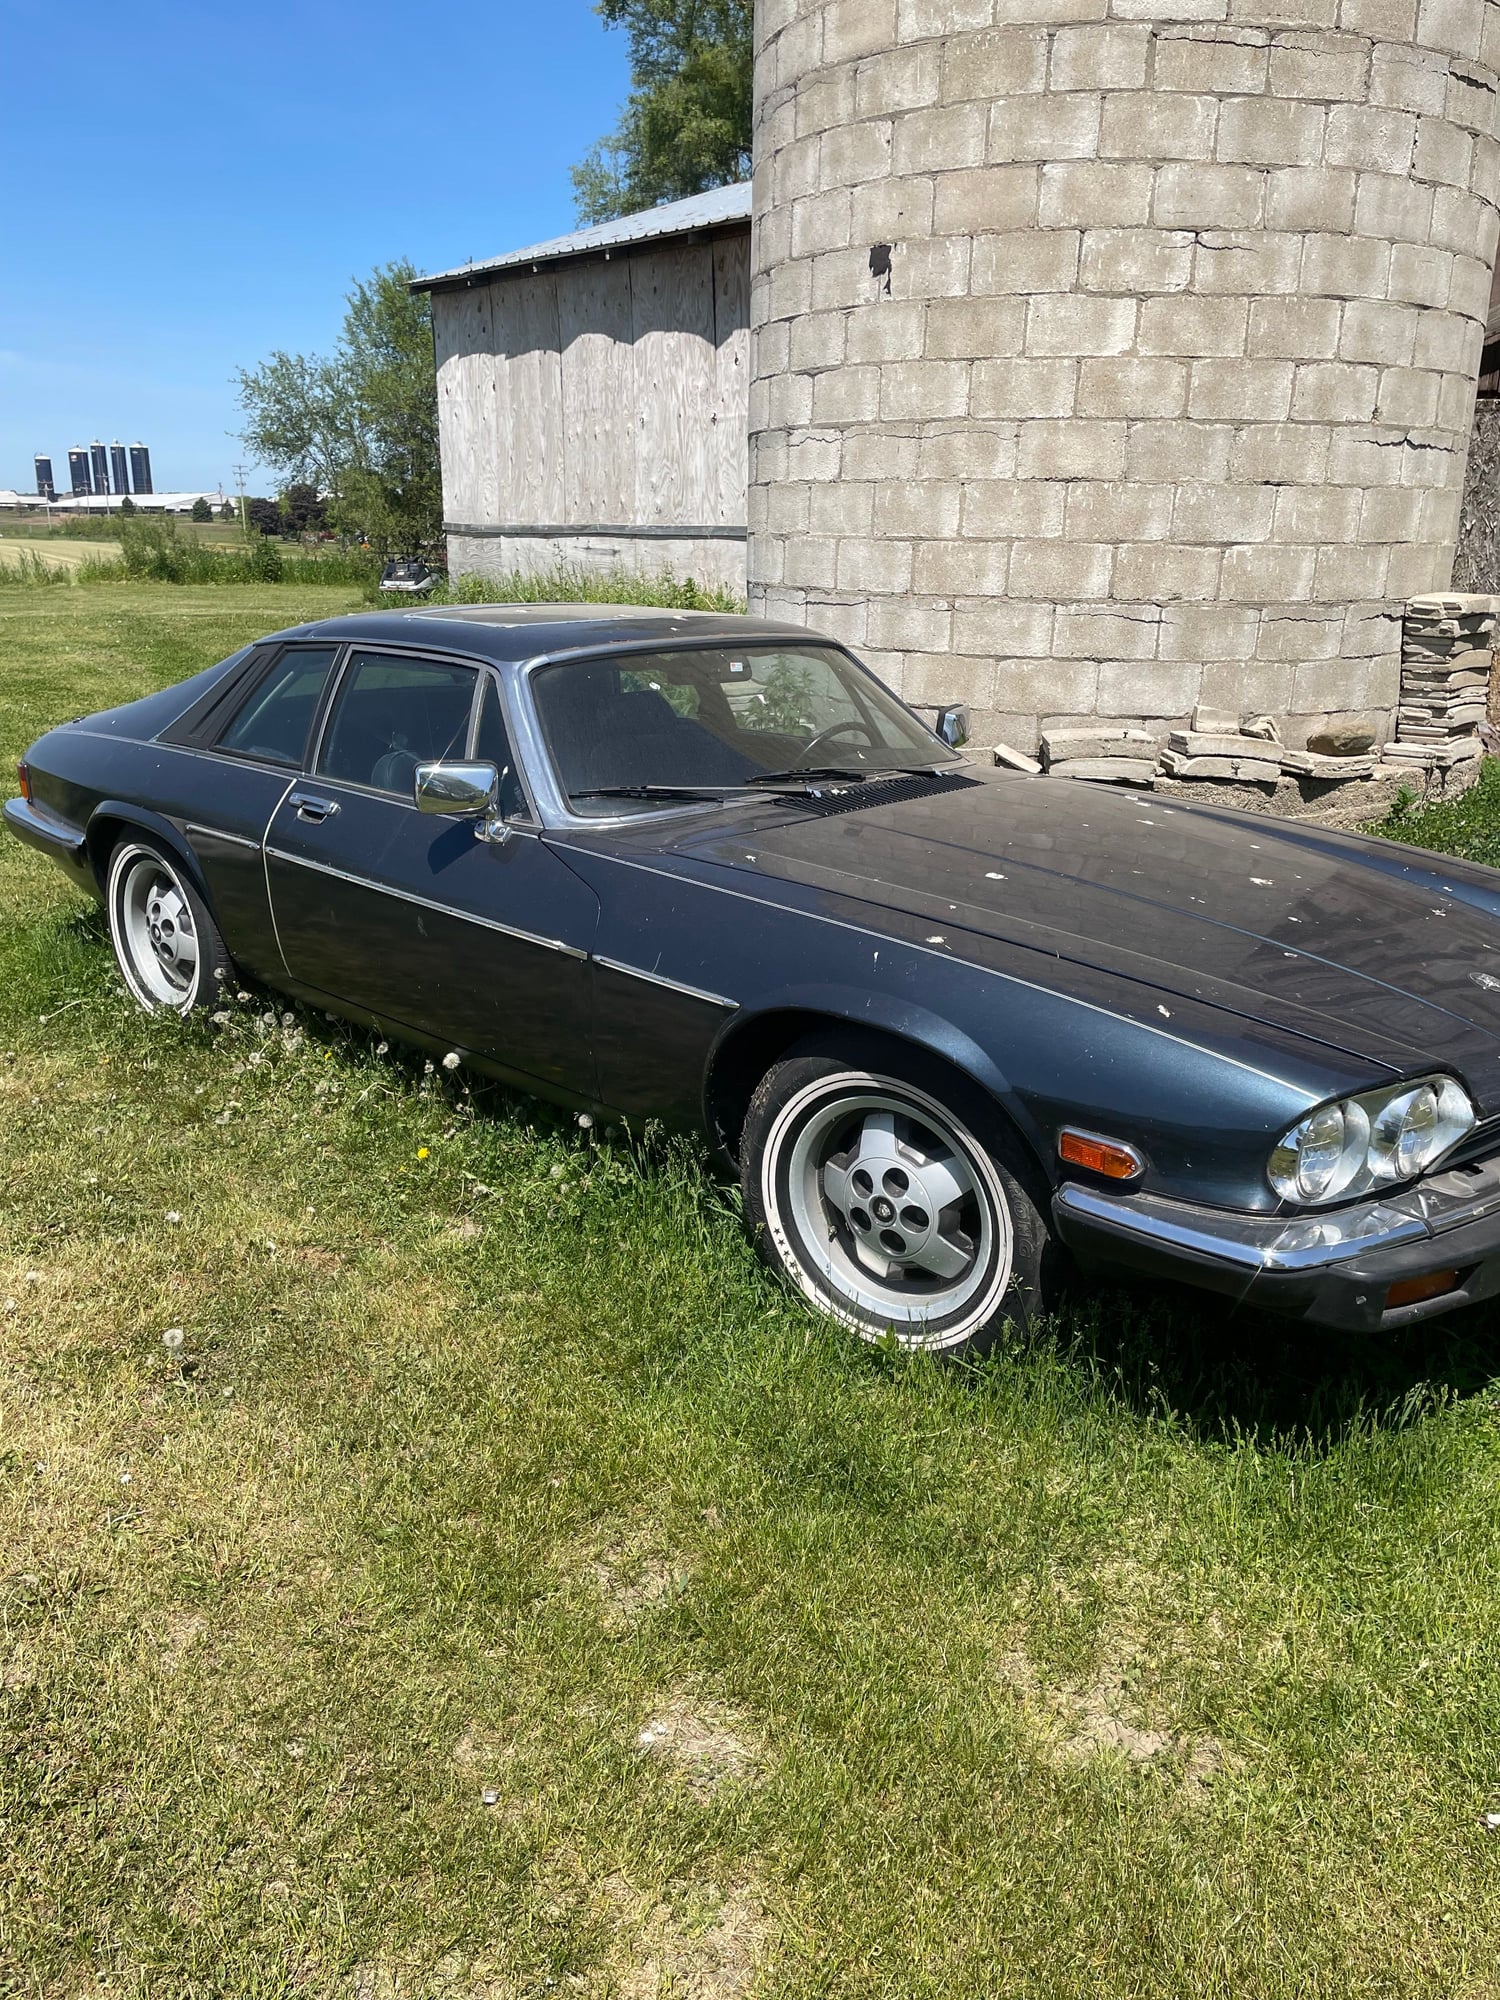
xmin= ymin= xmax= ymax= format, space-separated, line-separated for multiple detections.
xmin=1190 ymin=704 xmax=1241 ymax=735
xmin=993 ymin=741 xmax=1042 ymax=774
xmin=1040 ymin=726 xmax=1157 ymax=766
xmin=1047 ymin=758 xmax=1156 ymax=785
xmin=1161 ymin=751 xmax=1282 ymax=781
xmin=1382 ymin=739 xmax=1483 ymax=769
xmin=1167 ymin=730 xmax=1290 ymax=761
xmin=1279 ymin=750 xmax=1375 ymax=779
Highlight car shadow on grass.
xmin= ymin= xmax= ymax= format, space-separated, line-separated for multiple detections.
xmin=1042 ymin=1265 xmax=1500 ymax=1452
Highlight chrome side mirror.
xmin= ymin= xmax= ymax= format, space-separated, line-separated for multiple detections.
xmin=414 ymin=761 xmax=499 ymax=815
xmin=934 ymin=704 xmax=970 ymax=750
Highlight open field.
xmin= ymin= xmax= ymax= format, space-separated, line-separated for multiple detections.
xmin=4 ymin=583 xmax=1500 ymax=1997
xmin=0 ymin=536 xmax=123 ymax=574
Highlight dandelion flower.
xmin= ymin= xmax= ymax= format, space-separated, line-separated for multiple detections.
xmin=417 ymin=1146 xmax=430 ymax=1161
xmin=162 ymin=1328 xmax=185 ymax=1351
xmin=442 ymin=1051 xmax=460 ymax=1072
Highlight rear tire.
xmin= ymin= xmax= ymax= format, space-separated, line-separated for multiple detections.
xmin=740 ymin=1032 xmax=1056 ymax=1358
xmin=106 ymin=838 xmax=233 ymax=1014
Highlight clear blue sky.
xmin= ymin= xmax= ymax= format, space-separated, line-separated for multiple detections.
xmin=0 ymin=0 xmax=630 ymax=496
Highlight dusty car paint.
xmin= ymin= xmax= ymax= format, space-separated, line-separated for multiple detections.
xmin=9 ymin=604 xmax=1500 ymax=1332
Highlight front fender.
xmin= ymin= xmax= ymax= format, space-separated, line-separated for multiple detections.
xmin=704 ymin=982 xmax=1051 ymax=1173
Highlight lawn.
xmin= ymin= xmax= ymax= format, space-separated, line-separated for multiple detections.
xmin=4 ymin=583 xmax=1500 ymax=1999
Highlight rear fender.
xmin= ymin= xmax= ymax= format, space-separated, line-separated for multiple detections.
xmin=85 ymin=802 xmax=216 ymax=911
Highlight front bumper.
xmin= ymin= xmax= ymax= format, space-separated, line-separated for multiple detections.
xmin=1053 ymin=1152 xmax=1500 ymax=1329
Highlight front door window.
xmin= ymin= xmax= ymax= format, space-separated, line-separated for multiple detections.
xmin=317 ymin=651 xmax=478 ymax=798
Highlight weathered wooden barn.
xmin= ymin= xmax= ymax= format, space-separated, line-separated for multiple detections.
xmin=412 ymin=184 xmax=750 ymax=595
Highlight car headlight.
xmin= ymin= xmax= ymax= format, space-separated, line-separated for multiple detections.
xmin=1269 ymin=1076 xmax=1477 ymax=1205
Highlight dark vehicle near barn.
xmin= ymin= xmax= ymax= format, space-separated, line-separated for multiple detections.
xmin=9 ymin=606 xmax=1500 ymax=1351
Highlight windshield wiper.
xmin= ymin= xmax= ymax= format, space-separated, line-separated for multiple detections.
xmin=748 ymin=764 xmax=871 ymax=785
xmin=572 ymin=765 xmax=953 ymax=806
xmin=571 ymin=783 xmax=736 ymax=802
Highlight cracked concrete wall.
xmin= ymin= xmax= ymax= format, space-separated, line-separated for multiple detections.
xmin=749 ymin=0 xmax=1500 ymax=750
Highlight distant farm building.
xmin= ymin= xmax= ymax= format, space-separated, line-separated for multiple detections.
xmin=412 ymin=184 xmax=750 ymax=596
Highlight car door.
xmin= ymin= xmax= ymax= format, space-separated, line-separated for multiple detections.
xmin=263 ymin=647 xmax=598 ymax=1093
xmin=173 ymin=640 xmax=345 ymax=985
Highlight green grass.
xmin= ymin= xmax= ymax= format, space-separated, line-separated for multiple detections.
xmin=1368 ymin=757 xmax=1500 ymax=869
xmin=5 ymin=584 xmax=1500 ymax=1997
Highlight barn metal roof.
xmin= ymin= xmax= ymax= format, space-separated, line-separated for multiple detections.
xmin=411 ymin=182 xmax=751 ymax=292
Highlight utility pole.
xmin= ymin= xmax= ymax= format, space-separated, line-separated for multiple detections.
xmin=233 ymin=463 xmax=249 ymax=540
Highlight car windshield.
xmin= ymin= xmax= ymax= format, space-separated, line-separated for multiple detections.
xmin=532 ymin=644 xmax=956 ymax=813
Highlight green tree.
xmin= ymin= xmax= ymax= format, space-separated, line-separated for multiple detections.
xmin=219 ymin=501 xmax=235 ymax=522
xmin=190 ymin=496 xmax=213 ymax=523
xmin=245 ymin=497 xmax=282 ymax=538
xmin=572 ymin=0 xmax=752 ymax=223
xmin=235 ymin=261 xmax=440 ymax=556
xmin=119 ymin=494 xmax=136 ymax=516
xmin=282 ymin=481 xmax=327 ymax=535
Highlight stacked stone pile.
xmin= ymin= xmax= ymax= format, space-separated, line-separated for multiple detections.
xmin=1387 ymin=593 xmax=1496 ymax=770
xmin=1004 ymin=706 xmax=1393 ymax=790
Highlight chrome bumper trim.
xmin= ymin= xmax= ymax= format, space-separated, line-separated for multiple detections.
xmin=1055 ymin=1182 xmax=1444 ymax=1275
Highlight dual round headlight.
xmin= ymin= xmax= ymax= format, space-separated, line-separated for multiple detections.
xmin=1269 ymin=1077 xmax=1477 ymax=1205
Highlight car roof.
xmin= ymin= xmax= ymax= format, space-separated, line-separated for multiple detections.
xmin=264 ymin=604 xmax=823 ymax=664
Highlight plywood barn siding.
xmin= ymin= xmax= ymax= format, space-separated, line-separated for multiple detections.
xmin=492 ymin=273 xmax=565 ymax=525
xmin=433 ymin=284 xmax=496 ymax=529
xmin=557 ymin=257 xmax=636 ymax=527
xmin=432 ymin=229 xmax=749 ymax=570
xmin=631 ymin=244 xmax=718 ymax=528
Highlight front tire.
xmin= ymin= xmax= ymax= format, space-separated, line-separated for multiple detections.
xmin=741 ymin=1034 xmax=1055 ymax=1357
xmin=106 ymin=838 xmax=232 ymax=1013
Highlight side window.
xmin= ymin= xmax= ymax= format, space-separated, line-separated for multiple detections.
xmin=212 ymin=645 xmax=341 ymax=766
xmin=317 ymin=652 xmax=478 ymax=797
xmin=474 ymin=676 xmax=527 ymax=818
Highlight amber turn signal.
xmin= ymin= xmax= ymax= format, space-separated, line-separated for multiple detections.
xmin=16 ymin=759 xmax=31 ymax=804
xmin=1058 ymin=1128 xmax=1145 ymax=1180
xmin=1386 ymin=1269 xmax=1461 ymax=1310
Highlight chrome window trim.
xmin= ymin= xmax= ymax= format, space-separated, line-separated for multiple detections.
xmin=476 ymin=663 xmax=541 ymax=827
xmin=207 ymin=640 xmax=350 ymax=772
xmin=592 ymin=956 xmax=736 ymax=1010
xmin=311 ymin=645 xmax=484 ymax=792
xmin=263 ymin=844 xmax=589 ymax=959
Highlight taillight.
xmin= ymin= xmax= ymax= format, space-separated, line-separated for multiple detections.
xmin=16 ymin=760 xmax=31 ymax=804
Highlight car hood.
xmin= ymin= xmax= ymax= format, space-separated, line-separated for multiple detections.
xmin=671 ymin=770 xmax=1500 ymax=1104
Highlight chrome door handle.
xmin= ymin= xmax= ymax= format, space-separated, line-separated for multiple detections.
xmin=290 ymin=792 xmax=340 ymax=823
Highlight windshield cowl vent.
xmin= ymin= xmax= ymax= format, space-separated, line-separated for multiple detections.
xmin=778 ymin=772 xmax=982 ymax=815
